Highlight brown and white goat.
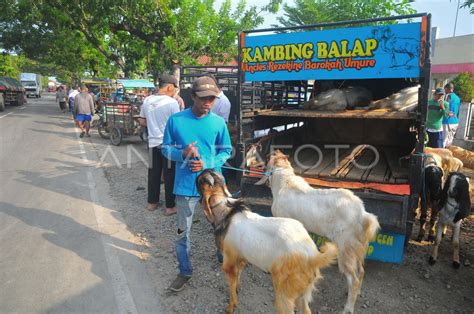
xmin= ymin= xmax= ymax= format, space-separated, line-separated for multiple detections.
xmin=196 ymin=169 xmax=337 ymax=314
xmin=255 ymin=150 xmax=380 ymax=314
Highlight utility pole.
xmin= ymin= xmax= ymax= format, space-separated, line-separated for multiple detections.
xmin=453 ymin=0 xmax=460 ymax=37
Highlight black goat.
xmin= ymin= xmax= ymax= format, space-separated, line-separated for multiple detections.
xmin=429 ymin=172 xmax=471 ymax=268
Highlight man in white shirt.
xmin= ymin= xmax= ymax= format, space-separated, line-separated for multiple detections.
xmin=139 ymin=74 xmax=180 ymax=214
xmin=211 ymin=85 xmax=231 ymax=123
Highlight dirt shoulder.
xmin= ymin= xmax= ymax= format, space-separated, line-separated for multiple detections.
xmin=102 ymin=161 xmax=474 ymax=313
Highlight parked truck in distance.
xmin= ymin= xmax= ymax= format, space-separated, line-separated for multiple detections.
xmin=20 ymin=73 xmax=42 ymax=98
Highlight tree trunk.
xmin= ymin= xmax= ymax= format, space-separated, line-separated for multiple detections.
xmin=152 ymin=71 xmax=158 ymax=86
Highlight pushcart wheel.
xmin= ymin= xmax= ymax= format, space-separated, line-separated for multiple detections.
xmin=110 ymin=127 xmax=122 ymax=146
xmin=98 ymin=121 xmax=110 ymax=139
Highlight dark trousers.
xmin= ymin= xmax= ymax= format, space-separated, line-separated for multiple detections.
xmin=59 ymin=101 xmax=66 ymax=110
xmin=148 ymin=146 xmax=176 ymax=208
xmin=427 ymin=131 xmax=444 ymax=148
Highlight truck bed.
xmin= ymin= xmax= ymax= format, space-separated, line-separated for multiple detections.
xmin=255 ymin=108 xmax=417 ymax=120
xmin=290 ymin=144 xmax=409 ymax=184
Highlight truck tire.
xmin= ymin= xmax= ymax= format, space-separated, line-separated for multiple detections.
xmin=16 ymin=94 xmax=24 ymax=106
xmin=0 ymin=94 xmax=4 ymax=111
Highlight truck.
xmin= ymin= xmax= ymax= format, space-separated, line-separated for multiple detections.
xmin=235 ymin=14 xmax=433 ymax=263
xmin=0 ymin=76 xmax=26 ymax=108
xmin=20 ymin=73 xmax=42 ymax=98
xmin=179 ymin=14 xmax=432 ymax=263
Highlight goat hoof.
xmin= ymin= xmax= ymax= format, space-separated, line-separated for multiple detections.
xmin=226 ymin=303 xmax=235 ymax=314
xmin=452 ymin=261 xmax=460 ymax=269
xmin=429 ymin=256 xmax=436 ymax=265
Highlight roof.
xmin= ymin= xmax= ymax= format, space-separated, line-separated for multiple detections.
xmin=196 ymin=55 xmax=238 ymax=66
xmin=118 ymin=79 xmax=155 ymax=89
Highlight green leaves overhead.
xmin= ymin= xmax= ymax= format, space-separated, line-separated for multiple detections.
xmin=275 ymin=0 xmax=416 ymax=29
xmin=2 ymin=0 xmax=418 ymax=81
xmin=1 ymin=0 xmax=270 ymax=80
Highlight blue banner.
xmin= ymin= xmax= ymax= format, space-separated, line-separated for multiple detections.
xmin=310 ymin=230 xmax=405 ymax=264
xmin=241 ymin=23 xmax=422 ymax=81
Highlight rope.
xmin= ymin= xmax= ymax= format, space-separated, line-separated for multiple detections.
xmin=221 ymin=165 xmax=271 ymax=177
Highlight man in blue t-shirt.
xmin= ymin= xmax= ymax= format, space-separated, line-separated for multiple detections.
xmin=442 ymin=82 xmax=461 ymax=147
xmin=162 ymin=76 xmax=232 ymax=292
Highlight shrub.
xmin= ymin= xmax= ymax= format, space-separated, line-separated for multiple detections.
xmin=451 ymin=72 xmax=474 ymax=102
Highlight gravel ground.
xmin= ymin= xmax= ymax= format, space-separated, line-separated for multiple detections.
xmin=102 ymin=160 xmax=474 ymax=313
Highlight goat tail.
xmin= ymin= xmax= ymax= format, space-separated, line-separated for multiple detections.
xmin=311 ymin=242 xmax=338 ymax=270
xmin=363 ymin=212 xmax=381 ymax=244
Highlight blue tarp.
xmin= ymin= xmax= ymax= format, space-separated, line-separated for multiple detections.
xmin=118 ymin=79 xmax=155 ymax=89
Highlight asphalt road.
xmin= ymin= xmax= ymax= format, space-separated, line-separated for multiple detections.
xmin=0 ymin=94 xmax=161 ymax=313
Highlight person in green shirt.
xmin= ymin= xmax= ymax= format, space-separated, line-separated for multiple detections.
xmin=426 ymin=88 xmax=450 ymax=148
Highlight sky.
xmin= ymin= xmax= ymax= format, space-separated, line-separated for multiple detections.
xmin=214 ymin=0 xmax=474 ymax=38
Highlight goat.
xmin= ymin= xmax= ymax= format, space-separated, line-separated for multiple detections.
xmin=424 ymin=147 xmax=463 ymax=176
xmin=429 ymin=172 xmax=471 ymax=268
xmin=368 ymin=85 xmax=419 ymax=111
xmin=196 ymin=169 xmax=337 ymax=314
xmin=447 ymin=145 xmax=474 ymax=169
xmin=417 ymin=162 xmax=444 ymax=242
xmin=255 ymin=150 xmax=380 ymax=314
xmin=302 ymin=86 xmax=372 ymax=111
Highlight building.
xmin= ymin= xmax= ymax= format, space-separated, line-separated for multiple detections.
xmin=431 ymin=34 xmax=474 ymax=88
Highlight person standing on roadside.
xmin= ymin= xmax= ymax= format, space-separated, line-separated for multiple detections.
xmin=68 ymin=86 xmax=80 ymax=127
xmin=442 ymin=82 xmax=461 ymax=147
xmin=139 ymin=74 xmax=180 ymax=215
xmin=68 ymin=86 xmax=80 ymax=113
xmin=426 ymin=87 xmax=450 ymax=148
xmin=210 ymin=80 xmax=231 ymax=123
xmin=74 ymin=85 xmax=95 ymax=138
xmin=56 ymin=86 xmax=68 ymax=113
xmin=162 ymin=76 xmax=232 ymax=292
xmin=174 ymin=92 xmax=186 ymax=111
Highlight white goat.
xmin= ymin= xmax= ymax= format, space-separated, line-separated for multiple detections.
xmin=197 ymin=169 xmax=337 ymax=314
xmin=256 ymin=150 xmax=380 ymax=314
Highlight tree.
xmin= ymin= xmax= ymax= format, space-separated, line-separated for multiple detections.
xmin=0 ymin=54 xmax=21 ymax=78
xmin=461 ymin=0 xmax=474 ymax=14
xmin=451 ymin=72 xmax=474 ymax=102
xmin=1 ymin=0 xmax=279 ymax=81
xmin=275 ymin=0 xmax=416 ymax=29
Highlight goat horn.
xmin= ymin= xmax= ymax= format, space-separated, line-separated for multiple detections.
xmin=254 ymin=175 xmax=268 ymax=185
xmin=204 ymin=174 xmax=215 ymax=187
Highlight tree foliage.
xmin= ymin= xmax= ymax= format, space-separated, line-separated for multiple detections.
xmin=461 ymin=0 xmax=474 ymax=14
xmin=275 ymin=0 xmax=416 ymax=29
xmin=1 ymin=0 xmax=273 ymax=82
xmin=451 ymin=72 xmax=474 ymax=102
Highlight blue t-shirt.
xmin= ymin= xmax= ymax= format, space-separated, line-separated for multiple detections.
xmin=443 ymin=92 xmax=461 ymax=125
xmin=162 ymin=108 xmax=232 ymax=197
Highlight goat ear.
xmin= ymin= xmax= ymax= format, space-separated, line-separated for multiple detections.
xmin=201 ymin=196 xmax=215 ymax=224
xmin=255 ymin=175 xmax=268 ymax=185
